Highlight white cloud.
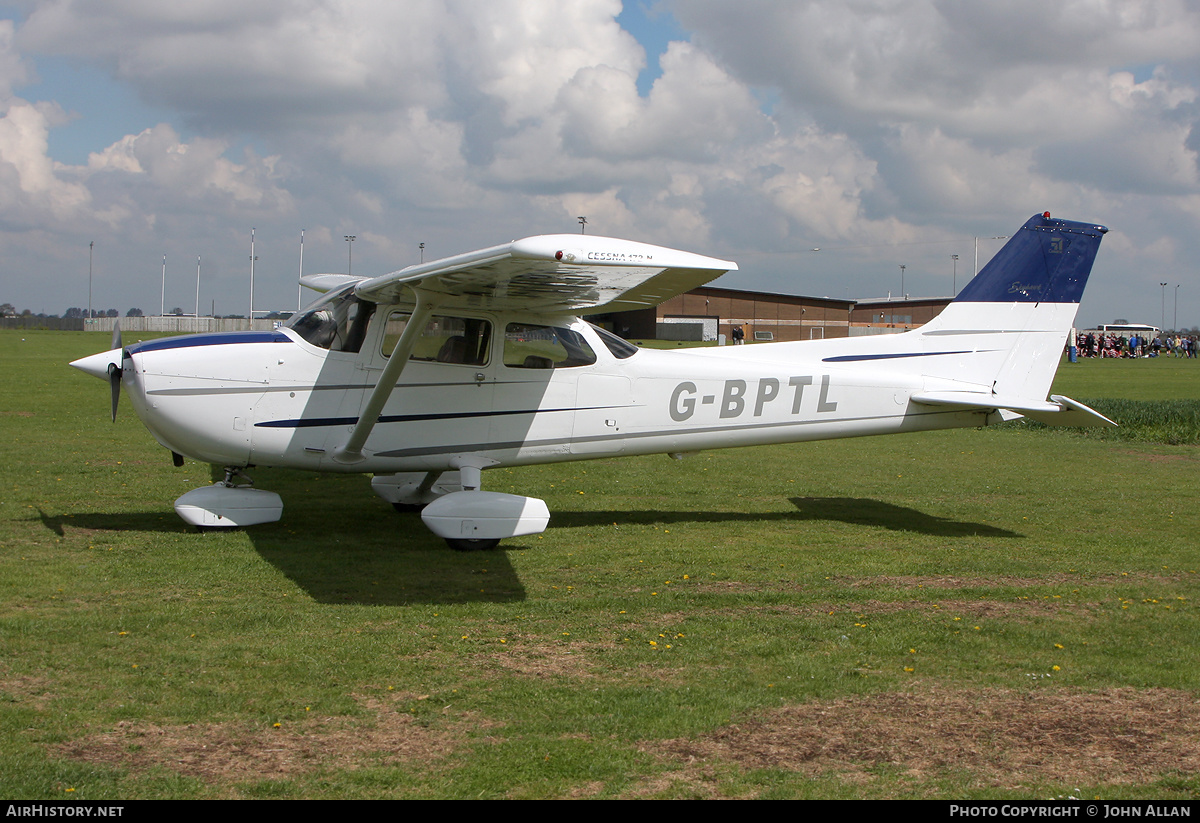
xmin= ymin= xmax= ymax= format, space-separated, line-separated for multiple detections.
xmin=0 ymin=0 xmax=1198 ymax=326
xmin=87 ymin=123 xmax=291 ymax=210
xmin=0 ymin=99 xmax=90 ymax=221
xmin=558 ymin=42 xmax=766 ymax=162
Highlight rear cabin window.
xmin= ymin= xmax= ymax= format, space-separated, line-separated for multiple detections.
xmin=381 ymin=312 xmax=491 ymax=366
xmin=503 ymin=323 xmax=596 ymax=369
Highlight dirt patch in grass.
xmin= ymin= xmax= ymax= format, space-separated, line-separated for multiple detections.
xmin=692 ymin=580 xmax=795 ymax=594
xmin=56 ymin=695 xmax=470 ymax=785
xmin=647 ymin=687 xmax=1200 ymax=790
xmin=734 ymin=598 xmax=1088 ymax=621
xmin=1116 ymin=450 xmax=1198 ymax=464
xmin=477 ymin=639 xmax=612 ymax=679
xmin=850 ymin=574 xmax=1083 ymax=590
xmin=927 ymin=598 xmax=1095 ymax=619
xmin=857 ymin=572 xmax=1198 ymax=591
xmin=1 ymin=673 xmax=59 ymax=710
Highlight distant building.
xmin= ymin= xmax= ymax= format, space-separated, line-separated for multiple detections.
xmin=849 ymin=296 xmax=955 ymax=334
xmin=592 ymin=286 xmax=953 ymax=343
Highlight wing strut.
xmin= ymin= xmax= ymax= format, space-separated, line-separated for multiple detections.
xmin=333 ymin=290 xmax=439 ymax=464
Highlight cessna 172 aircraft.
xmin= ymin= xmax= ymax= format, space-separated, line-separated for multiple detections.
xmin=72 ymin=212 xmax=1112 ymax=549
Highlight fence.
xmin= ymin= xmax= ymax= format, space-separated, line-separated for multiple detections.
xmin=1 ymin=316 xmax=280 ymax=333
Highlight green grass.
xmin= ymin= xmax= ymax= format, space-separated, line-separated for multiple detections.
xmin=1052 ymin=352 xmax=1200 ymax=400
xmin=999 ymin=355 xmax=1200 ymax=444
xmin=2 ymin=331 xmax=1199 ymax=798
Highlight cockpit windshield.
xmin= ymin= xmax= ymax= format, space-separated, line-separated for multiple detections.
xmin=589 ymin=323 xmax=640 ymax=359
xmin=285 ymin=287 xmax=376 ymax=353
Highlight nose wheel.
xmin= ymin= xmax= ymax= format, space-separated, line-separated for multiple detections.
xmin=222 ymin=466 xmax=253 ymax=486
xmin=445 ymin=538 xmax=501 ymax=552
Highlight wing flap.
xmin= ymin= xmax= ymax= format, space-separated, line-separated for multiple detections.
xmin=353 ymin=234 xmax=736 ymax=312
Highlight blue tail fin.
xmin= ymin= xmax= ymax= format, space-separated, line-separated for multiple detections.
xmin=906 ymin=213 xmax=1107 ymax=405
xmin=954 ymin=213 xmax=1107 ymax=305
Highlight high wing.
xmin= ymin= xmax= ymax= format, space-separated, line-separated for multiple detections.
xmin=328 ymin=234 xmax=735 ymax=464
xmin=350 ymin=234 xmax=737 ymax=312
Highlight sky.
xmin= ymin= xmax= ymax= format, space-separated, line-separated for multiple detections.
xmin=0 ymin=0 xmax=1197 ymax=329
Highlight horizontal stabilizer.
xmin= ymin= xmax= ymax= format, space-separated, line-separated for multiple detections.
xmin=911 ymin=391 xmax=1116 ymax=427
xmin=1033 ymin=395 xmax=1117 ymax=427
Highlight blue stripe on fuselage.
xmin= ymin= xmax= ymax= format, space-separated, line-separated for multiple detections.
xmin=126 ymin=331 xmax=291 ymax=355
xmin=822 ymin=350 xmax=974 ymax=363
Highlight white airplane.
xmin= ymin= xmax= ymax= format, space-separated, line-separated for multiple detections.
xmin=72 ymin=212 xmax=1113 ymax=549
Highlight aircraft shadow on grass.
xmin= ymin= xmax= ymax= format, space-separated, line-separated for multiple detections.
xmin=38 ymin=493 xmax=1018 ymax=606
xmin=249 ymin=520 xmax=531 ymax=607
xmin=36 ymin=505 xmax=530 ymax=607
xmin=36 ymin=507 xmax=182 ymax=537
xmin=788 ymin=497 xmax=1020 ymax=537
xmin=547 ymin=498 xmax=1021 ymax=539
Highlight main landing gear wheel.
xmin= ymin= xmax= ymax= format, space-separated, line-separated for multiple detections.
xmin=445 ymin=538 xmax=501 ymax=552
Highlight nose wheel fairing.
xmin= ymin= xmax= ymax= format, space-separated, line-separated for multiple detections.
xmin=174 ymin=481 xmax=283 ymax=528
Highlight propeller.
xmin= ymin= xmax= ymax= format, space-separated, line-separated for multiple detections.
xmin=108 ymin=322 xmax=123 ymax=422
xmin=69 ymin=322 xmax=130 ymax=422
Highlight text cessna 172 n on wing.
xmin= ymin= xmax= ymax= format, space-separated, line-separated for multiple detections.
xmin=72 ymin=212 xmax=1113 ymax=550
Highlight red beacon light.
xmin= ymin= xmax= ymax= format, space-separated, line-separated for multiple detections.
xmin=1043 ymin=211 xmax=1051 ymax=219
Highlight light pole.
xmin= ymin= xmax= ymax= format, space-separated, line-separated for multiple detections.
xmin=419 ymin=242 xmax=425 ymax=263
xmin=578 ymin=216 xmax=587 ymax=235
xmin=1161 ymin=282 xmax=1168 ymax=331
xmin=899 ymin=265 xmax=906 ymax=299
xmin=195 ymin=256 xmax=201 ymax=318
xmin=249 ymin=228 xmax=257 ymax=322
xmin=298 ymin=230 xmax=305 ymax=312
xmin=344 ymin=235 xmax=356 ymax=276
xmin=160 ymin=255 xmax=166 ymax=317
xmin=951 ymin=254 xmax=959 ymax=296
xmin=88 ymin=241 xmax=94 ymax=323
xmin=1175 ymin=285 xmax=1180 ymax=331
xmin=974 ymin=235 xmax=1008 ymax=276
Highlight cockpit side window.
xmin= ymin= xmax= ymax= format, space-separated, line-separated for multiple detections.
xmin=503 ymin=323 xmax=597 ymax=369
xmin=381 ymin=311 xmax=492 ymax=366
xmin=285 ymin=288 xmax=376 ymax=353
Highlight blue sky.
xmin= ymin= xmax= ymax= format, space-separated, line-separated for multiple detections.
xmin=1 ymin=1 xmax=1198 ymax=328
xmin=35 ymin=57 xmax=179 ymax=165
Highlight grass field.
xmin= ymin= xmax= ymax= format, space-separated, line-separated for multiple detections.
xmin=2 ymin=331 xmax=1199 ymax=799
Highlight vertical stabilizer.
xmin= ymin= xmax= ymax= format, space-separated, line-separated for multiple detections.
xmin=954 ymin=213 xmax=1107 ymax=307
xmin=917 ymin=213 xmax=1107 ymax=403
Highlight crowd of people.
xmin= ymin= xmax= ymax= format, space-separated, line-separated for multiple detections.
xmin=1074 ymin=331 xmax=1197 ymax=358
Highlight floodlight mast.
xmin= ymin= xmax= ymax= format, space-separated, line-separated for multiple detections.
xmin=249 ymin=228 xmax=257 ymax=321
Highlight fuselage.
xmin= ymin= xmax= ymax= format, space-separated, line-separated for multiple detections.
xmin=109 ymin=305 xmax=998 ymax=475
